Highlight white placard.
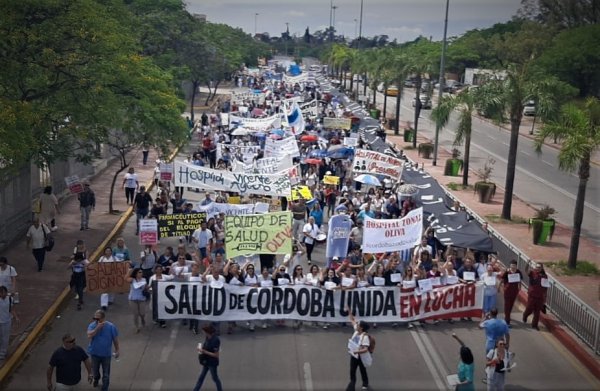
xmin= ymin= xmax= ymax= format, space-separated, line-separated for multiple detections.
xmin=373 ymin=277 xmax=385 ymax=286
xmin=341 ymin=277 xmax=355 ymax=287
xmin=445 ymin=275 xmax=459 ymax=285
xmin=324 ymin=281 xmax=337 ymax=290
xmin=418 ymin=278 xmax=433 ymax=292
xmin=402 ymin=280 xmax=416 ymax=289
xmin=540 ymin=278 xmax=550 ymax=288
xmin=260 ymin=280 xmax=273 ymax=288
xmin=507 ymin=273 xmax=521 ymax=283
xmin=210 ymin=280 xmax=224 ymax=289
xmin=352 ymin=148 xmax=404 ymax=179
xmin=390 ymin=273 xmax=402 ymax=283
xmin=278 ymin=278 xmax=290 ymax=286
xmin=484 ymin=276 xmax=497 ymax=286
xmin=463 ymin=271 xmax=475 ymax=281
xmin=430 ymin=277 xmax=442 ymax=286
xmin=133 ymin=280 xmax=147 ymax=289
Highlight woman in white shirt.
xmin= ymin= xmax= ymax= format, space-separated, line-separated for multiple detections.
xmin=302 ymin=217 xmax=319 ymax=265
xmin=306 ymin=265 xmax=321 ymax=287
xmin=98 ymin=247 xmax=118 ymax=310
xmin=149 ymin=265 xmax=173 ymax=328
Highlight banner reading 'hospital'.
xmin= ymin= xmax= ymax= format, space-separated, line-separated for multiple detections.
xmin=362 ymin=208 xmax=423 ymax=253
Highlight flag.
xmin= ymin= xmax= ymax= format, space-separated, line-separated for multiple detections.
xmin=285 ymin=101 xmax=305 ymax=134
xmin=326 ymin=214 xmax=353 ymax=258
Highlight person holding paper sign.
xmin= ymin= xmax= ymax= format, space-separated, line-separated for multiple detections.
xmin=485 ymin=339 xmax=514 ymax=391
xmin=320 ymin=268 xmax=340 ymax=329
xmin=346 ymin=311 xmax=371 ymax=391
xmin=126 ymin=268 xmax=149 ymax=333
xmin=522 ymin=263 xmax=548 ymax=331
xmin=501 ymin=260 xmax=522 ymax=327
xmin=481 ymin=264 xmax=500 ymax=318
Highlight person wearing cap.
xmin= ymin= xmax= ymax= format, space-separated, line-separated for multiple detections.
xmin=522 ymin=262 xmax=548 ymax=330
xmin=193 ymin=324 xmax=223 ymax=391
xmin=47 ymin=333 xmax=92 ymax=391
xmin=77 ymin=183 xmax=95 ymax=231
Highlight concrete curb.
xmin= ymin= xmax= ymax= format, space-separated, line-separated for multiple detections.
xmin=0 ymin=143 xmax=183 ymax=385
xmin=516 ymin=290 xmax=600 ymax=379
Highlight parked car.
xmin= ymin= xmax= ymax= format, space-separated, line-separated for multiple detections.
xmin=404 ymin=78 xmax=416 ymax=88
xmin=412 ymin=96 xmax=432 ymax=109
xmin=523 ymin=100 xmax=536 ymax=116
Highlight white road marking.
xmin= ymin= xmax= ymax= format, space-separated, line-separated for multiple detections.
xmin=159 ymin=324 xmax=179 ymax=363
xmin=521 ymin=150 xmax=532 ymax=156
xmin=303 ymin=362 xmax=314 ymax=391
xmin=542 ymin=160 xmax=554 ymax=166
xmin=410 ymin=328 xmax=448 ymax=391
xmin=501 ymin=142 xmax=509 ymax=147
xmin=150 ymin=379 xmax=163 ymax=391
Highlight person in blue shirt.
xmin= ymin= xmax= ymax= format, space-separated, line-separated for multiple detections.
xmin=479 ymin=308 xmax=510 ymax=354
xmin=357 ymin=204 xmax=375 ymax=221
xmin=309 ymin=203 xmax=324 ymax=228
xmin=452 ymin=334 xmax=475 ymax=391
xmin=87 ymin=309 xmax=119 ymax=391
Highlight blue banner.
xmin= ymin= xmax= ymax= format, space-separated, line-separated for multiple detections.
xmin=326 ymin=214 xmax=353 ymax=258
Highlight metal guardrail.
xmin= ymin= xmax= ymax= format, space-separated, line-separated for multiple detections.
xmin=438 ymin=186 xmax=600 ymax=356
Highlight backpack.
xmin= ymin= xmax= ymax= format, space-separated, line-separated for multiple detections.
xmin=368 ymin=335 xmax=376 ymax=354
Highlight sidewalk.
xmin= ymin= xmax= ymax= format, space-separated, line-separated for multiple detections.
xmin=386 ymin=130 xmax=600 ymax=313
xmin=1 ymin=148 xmax=160 ymax=366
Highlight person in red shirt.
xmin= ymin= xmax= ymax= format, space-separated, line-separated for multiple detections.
xmin=522 ymin=262 xmax=548 ymax=330
xmin=501 ymin=260 xmax=522 ymax=327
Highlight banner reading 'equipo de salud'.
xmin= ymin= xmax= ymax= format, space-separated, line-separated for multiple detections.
xmin=224 ymin=211 xmax=293 ymax=257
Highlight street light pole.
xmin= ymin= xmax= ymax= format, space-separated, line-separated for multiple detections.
xmin=358 ymin=0 xmax=364 ymax=49
xmin=354 ymin=19 xmax=358 ymax=42
xmin=254 ymin=13 xmax=259 ymax=36
xmin=329 ymin=0 xmax=333 ymax=42
xmin=433 ymin=0 xmax=449 ymax=166
xmin=285 ymin=22 xmax=289 ymax=56
xmin=332 ymin=5 xmax=338 ymax=38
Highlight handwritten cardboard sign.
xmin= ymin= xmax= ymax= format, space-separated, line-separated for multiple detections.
xmin=224 ymin=211 xmax=293 ymax=257
xmin=86 ymin=262 xmax=130 ymax=293
xmin=158 ymin=212 xmax=207 ymax=238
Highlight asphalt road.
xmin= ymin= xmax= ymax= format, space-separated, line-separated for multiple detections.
xmin=6 ymin=140 xmax=600 ymax=391
xmin=359 ymin=84 xmax=600 ymax=246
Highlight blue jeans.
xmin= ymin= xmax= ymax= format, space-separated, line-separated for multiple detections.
xmin=483 ymin=294 xmax=497 ymax=315
xmin=193 ymin=364 xmax=223 ymax=391
xmin=91 ymin=355 xmax=111 ymax=391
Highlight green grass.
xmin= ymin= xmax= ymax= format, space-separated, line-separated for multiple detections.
xmin=485 ymin=214 xmax=528 ymax=224
xmin=547 ymin=260 xmax=600 ymax=276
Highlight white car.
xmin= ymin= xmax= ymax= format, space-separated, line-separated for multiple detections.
xmin=412 ymin=96 xmax=432 ymax=109
xmin=523 ymin=100 xmax=536 ymax=116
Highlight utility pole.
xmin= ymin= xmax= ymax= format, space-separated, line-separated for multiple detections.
xmin=358 ymin=0 xmax=363 ymax=49
xmin=285 ymin=22 xmax=289 ymax=56
xmin=332 ymin=5 xmax=338 ymax=41
xmin=433 ymin=0 xmax=450 ymax=166
xmin=254 ymin=13 xmax=259 ymax=36
xmin=329 ymin=0 xmax=333 ymax=42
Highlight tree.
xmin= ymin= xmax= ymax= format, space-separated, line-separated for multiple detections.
xmin=431 ymin=88 xmax=478 ymax=187
xmin=534 ymin=97 xmax=600 ymax=268
xmin=537 ymin=25 xmax=600 ymax=98
xmin=518 ymin=0 xmax=600 ymax=29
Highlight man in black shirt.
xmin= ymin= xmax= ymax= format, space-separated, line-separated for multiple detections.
xmin=47 ymin=333 xmax=92 ymax=390
xmin=134 ymin=186 xmax=153 ymax=235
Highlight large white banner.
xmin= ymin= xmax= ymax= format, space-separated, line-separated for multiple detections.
xmin=229 ymin=114 xmax=281 ymax=131
xmin=231 ymin=155 xmax=294 ymax=175
xmin=216 ymin=143 xmax=261 ymax=162
xmin=299 ymin=99 xmax=319 ymax=118
xmin=231 ymin=90 xmax=266 ymax=105
xmin=154 ymin=281 xmax=483 ymax=322
xmin=352 ymin=148 xmax=404 ymax=179
xmin=174 ymin=161 xmax=291 ymax=197
xmin=264 ymin=136 xmax=300 ymax=158
xmin=197 ymin=202 xmax=256 ymax=219
xmin=362 ymin=207 xmax=423 ymax=253
xmin=283 ymin=73 xmax=308 ymax=84
xmin=323 ymin=117 xmax=352 ymax=130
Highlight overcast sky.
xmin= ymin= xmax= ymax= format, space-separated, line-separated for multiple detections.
xmin=185 ymin=0 xmax=522 ymax=42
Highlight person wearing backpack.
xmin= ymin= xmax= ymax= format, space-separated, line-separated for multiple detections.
xmin=0 ymin=285 xmax=19 ymax=362
xmin=346 ymin=310 xmax=373 ymax=391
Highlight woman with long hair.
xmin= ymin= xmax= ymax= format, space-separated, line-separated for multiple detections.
xmin=126 ymin=268 xmax=149 ymax=333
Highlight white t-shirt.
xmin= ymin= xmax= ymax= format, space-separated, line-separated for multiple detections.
xmin=124 ymin=172 xmax=138 ymax=188
xmin=26 ymin=224 xmax=49 ymax=249
xmin=303 ymin=223 xmax=319 ymax=245
xmin=0 ymin=265 xmax=17 ymax=291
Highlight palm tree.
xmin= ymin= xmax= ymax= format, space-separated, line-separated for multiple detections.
xmin=534 ymin=97 xmax=600 ymax=269
xmin=476 ymin=68 xmax=574 ymax=220
xmin=431 ymin=88 xmax=478 ymax=187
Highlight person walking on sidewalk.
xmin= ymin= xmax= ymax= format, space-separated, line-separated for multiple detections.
xmin=522 ymin=262 xmax=548 ymax=330
xmin=0 ymin=257 xmax=18 ymax=303
xmin=47 ymin=333 xmax=92 ymax=391
xmin=122 ymin=167 xmax=139 ymax=205
xmin=133 ymin=186 xmax=152 ymax=235
xmin=26 ymin=217 xmax=51 ymax=272
xmin=69 ymin=252 xmax=89 ymax=311
xmin=87 ymin=309 xmax=119 ymax=391
xmin=77 ymin=183 xmax=95 ymax=231
xmin=501 ymin=260 xmax=522 ymax=327
xmin=0 ymin=286 xmax=18 ymax=362
xmin=39 ymin=185 xmax=60 ymax=231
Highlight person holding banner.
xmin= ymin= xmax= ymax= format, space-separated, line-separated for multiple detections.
xmin=149 ymin=265 xmax=173 ymax=328
xmin=98 ymin=247 xmax=118 ymax=311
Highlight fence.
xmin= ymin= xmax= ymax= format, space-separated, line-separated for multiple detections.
xmin=441 ymin=188 xmax=600 ymax=356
